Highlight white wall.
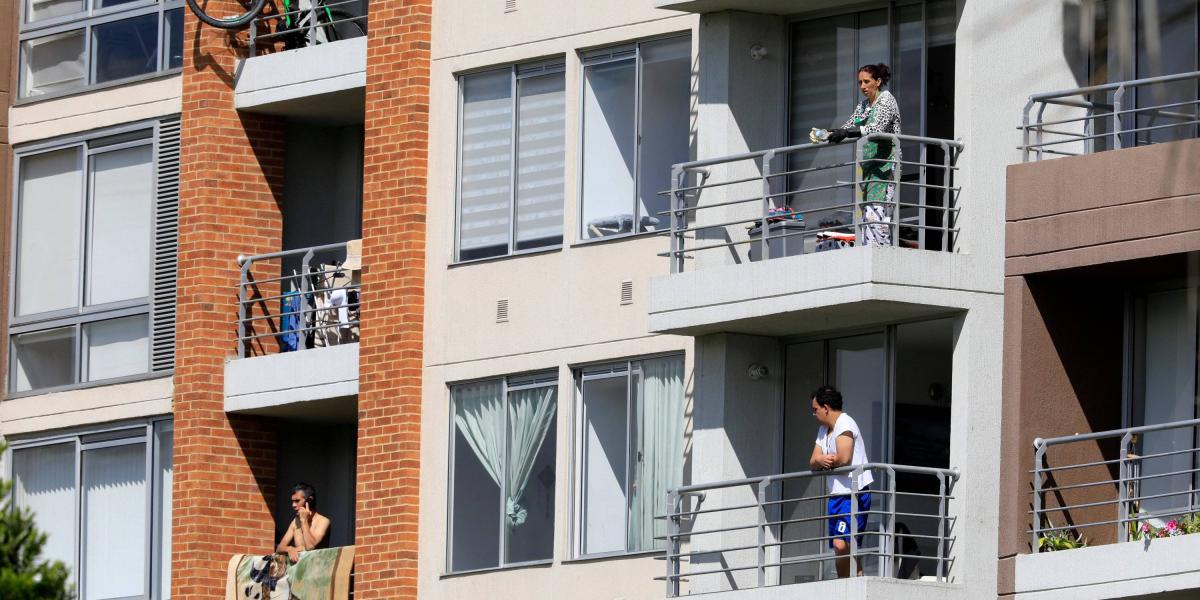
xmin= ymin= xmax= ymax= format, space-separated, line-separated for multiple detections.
xmin=9 ymin=76 xmax=181 ymax=144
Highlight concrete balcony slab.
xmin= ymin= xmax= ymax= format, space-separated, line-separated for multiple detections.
xmin=234 ymin=37 xmax=366 ymax=123
xmin=655 ymin=0 xmax=842 ymax=14
xmin=1014 ymin=534 xmax=1200 ymax=599
xmin=648 ymin=246 xmax=998 ymax=337
xmin=224 ymin=343 xmax=358 ymax=421
xmin=687 ymin=577 xmax=960 ymax=600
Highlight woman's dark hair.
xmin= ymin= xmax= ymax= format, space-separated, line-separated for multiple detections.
xmin=811 ymin=385 xmax=844 ymax=411
xmin=858 ymin=63 xmax=891 ymax=86
xmin=291 ymin=482 xmax=317 ymax=510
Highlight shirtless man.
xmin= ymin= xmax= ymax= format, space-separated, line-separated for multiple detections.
xmin=276 ymin=483 xmax=332 ymax=562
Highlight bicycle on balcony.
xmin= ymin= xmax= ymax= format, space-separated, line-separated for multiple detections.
xmin=185 ymin=0 xmax=366 ymax=52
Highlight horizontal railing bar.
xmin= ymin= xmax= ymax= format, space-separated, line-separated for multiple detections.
xmin=1027 ymin=71 xmax=1200 ymax=102
xmin=238 ymin=322 xmax=361 ymax=341
xmin=1036 ymin=418 xmax=1200 ymax=447
xmin=239 ymin=242 xmax=349 ymax=265
xmin=1034 ymin=478 xmax=1117 ymax=494
xmin=237 ymin=272 xmax=308 ymax=286
xmin=239 ymin=285 xmax=361 ymax=305
xmin=254 ymin=0 xmax=365 ymax=21
xmin=1021 ymin=119 xmax=1200 ymax=149
xmin=1030 ymin=456 xmax=1122 ymax=473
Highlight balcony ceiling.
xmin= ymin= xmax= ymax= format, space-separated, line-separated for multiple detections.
xmin=655 ymin=0 xmax=852 ymax=15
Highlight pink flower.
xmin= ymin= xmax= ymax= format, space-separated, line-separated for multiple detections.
xmin=1167 ymin=520 xmax=1179 ymax=532
xmin=1142 ymin=523 xmax=1151 ymax=533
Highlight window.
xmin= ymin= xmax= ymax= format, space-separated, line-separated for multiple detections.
xmin=19 ymin=0 xmax=183 ymax=99
xmin=447 ymin=372 xmax=558 ymax=571
xmin=10 ymin=419 xmax=173 ymax=600
xmin=574 ymin=355 xmax=684 ymax=556
xmin=579 ymin=35 xmax=691 ymax=241
xmin=455 ymin=61 xmax=566 ymax=261
xmin=9 ymin=119 xmax=179 ymax=395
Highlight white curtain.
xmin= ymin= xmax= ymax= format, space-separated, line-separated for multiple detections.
xmin=631 ymin=357 xmax=685 ymax=550
xmin=13 ymin=444 xmax=77 ymax=574
xmin=83 ymin=443 xmax=147 ymax=600
xmin=454 ymin=382 xmax=557 ymax=528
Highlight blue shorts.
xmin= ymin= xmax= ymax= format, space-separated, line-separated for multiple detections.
xmin=826 ymin=489 xmax=871 ymax=548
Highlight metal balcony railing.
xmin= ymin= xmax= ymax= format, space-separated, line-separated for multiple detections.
xmin=236 ymin=241 xmax=361 ymax=357
xmin=661 ymin=134 xmax=964 ymax=274
xmin=1031 ymin=417 xmax=1200 ymax=549
xmin=248 ymin=0 xmax=367 ymax=57
xmin=1020 ymin=71 xmax=1200 ymax=162
xmin=659 ymin=463 xmax=959 ymax=597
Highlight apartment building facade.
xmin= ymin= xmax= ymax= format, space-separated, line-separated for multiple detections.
xmin=0 ymin=1 xmax=1196 ymax=600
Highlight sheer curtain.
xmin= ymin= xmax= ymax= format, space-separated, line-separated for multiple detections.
xmin=83 ymin=442 xmax=147 ymax=600
xmin=505 ymin=387 xmax=557 ymax=526
xmin=630 ymin=357 xmax=685 ymax=550
xmin=13 ymin=444 xmax=77 ymax=573
xmin=453 ymin=380 xmax=506 ymax=490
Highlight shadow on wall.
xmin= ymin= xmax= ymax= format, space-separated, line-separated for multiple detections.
xmin=275 ymin=420 xmax=358 ymax=548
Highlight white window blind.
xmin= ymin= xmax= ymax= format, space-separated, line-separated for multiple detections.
xmin=83 ymin=442 xmax=148 ymax=600
xmin=16 ymin=147 xmax=83 ymax=316
xmin=22 ymin=31 xmax=86 ymax=97
xmin=458 ymin=70 xmax=513 ymax=259
xmin=13 ymin=444 xmax=78 ymax=574
xmin=85 ymin=315 xmax=150 ymax=381
xmin=87 ymin=145 xmax=153 ymax=306
xmin=514 ymin=71 xmax=565 ymax=250
xmin=27 ymin=0 xmax=84 ymax=23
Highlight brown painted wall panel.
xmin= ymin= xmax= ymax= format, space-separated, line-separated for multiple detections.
xmin=1006 ymin=194 xmax=1200 ymax=259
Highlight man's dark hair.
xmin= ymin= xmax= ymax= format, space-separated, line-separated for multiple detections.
xmin=291 ymin=482 xmax=317 ymax=510
xmin=811 ymin=385 xmax=843 ymax=411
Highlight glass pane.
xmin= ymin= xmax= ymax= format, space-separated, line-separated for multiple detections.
xmin=580 ymin=58 xmax=636 ymax=239
xmin=96 ymin=0 xmax=141 ymax=9
xmin=458 ymin=70 xmax=513 ymax=261
xmin=88 ymin=145 xmax=154 ymax=306
xmin=13 ymin=444 xmax=77 ymax=576
xmin=1135 ymin=0 xmax=1198 ymax=144
xmin=155 ymin=423 xmax=174 ymax=600
xmin=26 ymin=0 xmax=84 ymax=24
xmin=22 ymin=31 xmax=86 ymax=96
xmin=94 ymin=14 xmax=159 ymax=84
xmin=829 ymin=333 xmax=887 ymax=465
xmin=781 ymin=341 xmax=826 ymax=584
xmin=165 ymin=9 xmax=183 ymax=70
xmin=83 ymin=442 xmax=148 ymax=600
xmin=11 ymin=327 xmax=77 ymax=393
xmin=636 ymin=37 xmax=690 ymax=233
xmin=514 ymin=72 xmax=565 ymax=251
xmin=450 ymin=380 xmax=504 ymax=571
xmin=504 ymin=384 xmax=557 ymax=563
xmin=85 ymin=315 xmax=149 ymax=381
xmin=629 ymin=356 xmax=684 ymax=551
xmin=16 ymin=147 xmax=83 ymax=316
xmin=580 ymin=374 xmax=629 ymax=555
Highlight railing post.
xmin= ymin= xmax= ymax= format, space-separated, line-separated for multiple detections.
xmin=1113 ymin=84 xmax=1125 ymax=149
xmin=1021 ymin=98 xmax=1034 ymax=162
xmin=854 ymin=139 xmax=865 ymax=246
xmin=849 ymin=466 xmax=861 ymax=577
xmin=756 ymin=479 xmax=768 ymax=588
xmin=237 ymin=257 xmax=251 ymax=357
xmin=249 ymin=19 xmax=258 ymax=57
xmin=884 ymin=466 xmax=896 ymax=579
xmin=1035 ymin=103 xmax=1047 ymax=161
xmin=937 ymin=471 xmax=948 ymax=582
xmin=300 ymin=248 xmax=316 ymax=350
xmin=942 ymin=142 xmax=954 ymax=252
xmin=760 ymin=151 xmax=774 ymax=262
xmin=670 ymin=166 xmax=685 ymax=274
xmin=890 ymin=134 xmax=900 ymax=247
xmin=1118 ymin=431 xmax=1132 ymax=542
xmin=1032 ymin=439 xmax=1045 ymax=551
xmin=667 ymin=490 xmax=681 ymax=598
xmin=308 ymin=0 xmax=319 ymax=46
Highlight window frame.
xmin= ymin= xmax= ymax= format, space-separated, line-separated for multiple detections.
xmin=575 ymin=33 xmax=692 ymax=245
xmin=5 ymin=417 xmax=173 ymax=600
xmin=7 ymin=121 xmax=162 ymax=397
xmin=570 ymin=353 xmax=685 ymax=560
xmin=444 ymin=370 xmax=559 ymax=574
xmin=16 ymin=0 xmax=184 ymax=102
xmin=453 ymin=59 xmax=567 ymax=264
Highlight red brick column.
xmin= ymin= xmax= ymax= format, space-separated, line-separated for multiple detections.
xmin=354 ymin=0 xmax=431 ymax=597
xmin=174 ymin=8 xmax=286 ymax=599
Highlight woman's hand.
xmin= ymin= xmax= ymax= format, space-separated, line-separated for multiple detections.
xmin=826 ymin=129 xmax=847 ymax=143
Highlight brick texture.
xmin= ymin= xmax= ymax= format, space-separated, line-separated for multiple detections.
xmin=174 ymin=5 xmax=285 ymax=598
xmin=354 ymin=0 xmax=431 ymax=597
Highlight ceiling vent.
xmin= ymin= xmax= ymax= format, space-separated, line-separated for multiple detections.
xmin=504 ymin=0 xmax=516 ymax=12
xmin=496 ymin=298 xmax=510 ymax=323
xmin=620 ymin=280 xmax=633 ymax=306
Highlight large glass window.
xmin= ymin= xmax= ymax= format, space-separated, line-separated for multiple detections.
xmin=448 ymin=373 xmax=558 ymax=571
xmin=19 ymin=0 xmax=183 ymax=99
xmin=574 ymin=356 xmax=685 ymax=556
xmin=10 ymin=132 xmax=156 ymax=394
xmin=456 ymin=61 xmax=566 ymax=261
xmin=580 ymin=35 xmax=691 ymax=240
xmin=10 ymin=420 xmax=173 ymax=600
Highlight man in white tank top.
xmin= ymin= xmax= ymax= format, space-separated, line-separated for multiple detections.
xmin=808 ymin=385 xmax=873 ymax=578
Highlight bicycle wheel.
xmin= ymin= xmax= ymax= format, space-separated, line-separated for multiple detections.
xmin=320 ymin=8 xmax=366 ymax=42
xmin=185 ymin=0 xmax=268 ymax=29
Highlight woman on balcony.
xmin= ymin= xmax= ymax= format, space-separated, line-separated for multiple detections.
xmin=823 ymin=63 xmax=902 ymax=246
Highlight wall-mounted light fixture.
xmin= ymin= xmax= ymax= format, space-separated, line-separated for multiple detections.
xmin=748 ymin=363 xmax=769 ymax=380
xmin=749 ymin=44 xmax=768 ymax=61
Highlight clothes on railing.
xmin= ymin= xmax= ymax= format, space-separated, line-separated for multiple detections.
xmin=227 ymin=546 xmax=354 ymax=600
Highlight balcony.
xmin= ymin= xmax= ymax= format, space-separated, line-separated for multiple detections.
xmin=224 ymin=241 xmax=360 ymax=417
xmin=662 ymin=463 xmax=960 ymax=598
xmin=648 ymin=134 xmax=987 ymax=336
xmin=1019 ymin=418 xmax=1200 ymax=598
xmin=1008 ymin=71 xmax=1200 ymax=277
xmin=234 ymin=1 xmax=368 ymax=121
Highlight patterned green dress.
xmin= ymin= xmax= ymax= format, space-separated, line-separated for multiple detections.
xmin=841 ymin=90 xmax=902 ymax=246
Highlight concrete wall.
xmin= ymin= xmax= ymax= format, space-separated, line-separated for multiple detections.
xmin=0 ymin=376 xmax=173 ymax=435
xmin=9 ymin=76 xmax=182 ymax=144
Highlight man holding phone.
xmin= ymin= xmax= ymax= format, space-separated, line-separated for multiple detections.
xmin=276 ymin=482 xmax=332 ymax=562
